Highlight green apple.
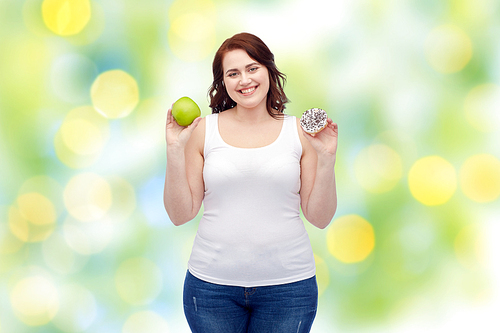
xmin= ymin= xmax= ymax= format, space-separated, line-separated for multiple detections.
xmin=172 ymin=96 xmax=201 ymax=126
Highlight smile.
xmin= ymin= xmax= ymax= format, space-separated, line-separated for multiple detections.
xmin=239 ymin=86 xmax=257 ymax=95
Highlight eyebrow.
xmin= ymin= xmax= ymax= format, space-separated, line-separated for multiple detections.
xmin=225 ymin=62 xmax=260 ymax=75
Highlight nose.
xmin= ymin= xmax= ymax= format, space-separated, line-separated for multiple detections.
xmin=240 ymin=73 xmax=251 ymax=85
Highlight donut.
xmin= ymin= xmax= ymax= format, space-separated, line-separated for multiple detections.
xmin=300 ymin=108 xmax=328 ymax=134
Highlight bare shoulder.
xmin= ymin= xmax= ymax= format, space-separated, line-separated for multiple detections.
xmin=186 ymin=117 xmax=206 ymax=156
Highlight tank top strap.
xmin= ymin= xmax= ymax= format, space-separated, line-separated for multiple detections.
xmin=283 ymin=114 xmax=295 ymax=134
xmin=282 ymin=115 xmax=302 ymax=155
xmin=203 ymin=113 xmax=220 ymax=157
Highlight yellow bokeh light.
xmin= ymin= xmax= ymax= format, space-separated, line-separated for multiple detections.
xmin=115 ymin=257 xmax=163 ymax=305
xmin=314 ymin=255 xmax=330 ymax=296
xmin=61 ymin=118 xmax=104 ymax=155
xmin=327 ymin=215 xmax=375 ymax=263
xmin=54 ymin=131 xmax=96 ymax=169
xmin=10 ymin=276 xmax=59 ymax=326
xmin=464 ymin=83 xmax=500 ymax=132
xmin=55 ymin=106 xmax=110 ymax=168
xmin=454 ymin=223 xmax=486 ymax=270
xmin=42 ymin=0 xmax=91 ymax=36
xmin=19 ymin=176 xmax=64 ymax=213
xmin=460 ymin=154 xmax=500 ymax=203
xmin=60 ymin=176 xmax=132 ymax=255
xmin=9 ymin=193 xmax=57 ymax=243
xmin=354 ymin=144 xmax=403 ymax=193
xmin=9 ymin=206 xmax=31 ymax=242
xmin=123 ymin=311 xmax=170 ymax=333
xmin=17 ymin=192 xmax=57 ymax=226
xmin=424 ymin=24 xmax=473 ymax=73
xmin=408 ymin=156 xmax=457 ymax=206
xmin=168 ymin=0 xmax=216 ymax=62
xmin=65 ymin=1 xmax=105 ymax=45
xmin=90 ymin=70 xmax=140 ymax=119
xmin=52 ymin=283 xmax=97 ymax=333
xmin=63 ymin=172 xmax=112 ymax=221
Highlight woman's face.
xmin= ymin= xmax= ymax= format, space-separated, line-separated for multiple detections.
xmin=222 ymin=49 xmax=270 ymax=111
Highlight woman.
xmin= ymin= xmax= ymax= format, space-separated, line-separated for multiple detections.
xmin=164 ymin=33 xmax=338 ymax=333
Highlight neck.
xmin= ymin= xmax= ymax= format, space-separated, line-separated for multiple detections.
xmin=234 ymin=104 xmax=271 ymax=123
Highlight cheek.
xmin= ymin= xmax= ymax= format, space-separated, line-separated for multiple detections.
xmin=222 ymin=80 xmax=231 ymax=93
xmin=260 ymin=75 xmax=270 ymax=92
xmin=224 ymin=81 xmax=234 ymax=93
xmin=224 ymin=82 xmax=238 ymax=99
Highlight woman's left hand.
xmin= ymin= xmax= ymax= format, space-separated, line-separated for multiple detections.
xmin=302 ymin=118 xmax=338 ymax=157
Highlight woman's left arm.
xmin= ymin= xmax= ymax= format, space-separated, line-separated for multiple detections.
xmin=298 ymin=117 xmax=338 ymax=229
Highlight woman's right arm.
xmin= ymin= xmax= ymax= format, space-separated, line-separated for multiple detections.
xmin=163 ymin=108 xmax=205 ymax=226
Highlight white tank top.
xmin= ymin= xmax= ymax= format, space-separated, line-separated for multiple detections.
xmin=187 ymin=113 xmax=316 ymax=287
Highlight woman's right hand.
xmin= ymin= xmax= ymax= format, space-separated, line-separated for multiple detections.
xmin=165 ymin=107 xmax=202 ymax=149
xmin=164 ymin=107 xmax=205 ymax=226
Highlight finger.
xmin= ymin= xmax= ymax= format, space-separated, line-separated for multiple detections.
xmin=185 ymin=117 xmax=202 ymax=134
xmin=166 ymin=108 xmax=173 ymax=125
xmin=325 ymin=121 xmax=337 ymax=132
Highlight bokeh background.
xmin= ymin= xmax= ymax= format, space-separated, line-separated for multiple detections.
xmin=1 ymin=0 xmax=500 ymax=332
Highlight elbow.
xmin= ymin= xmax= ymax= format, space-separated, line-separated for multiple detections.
xmin=163 ymin=198 xmax=191 ymax=226
xmin=316 ymin=220 xmax=331 ymax=230
xmin=305 ymin=216 xmax=331 ymax=229
xmin=164 ymin=205 xmax=197 ymax=226
xmin=304 ymin=206 xmax=337 ymax=229
xmin=165 ymin=209 xmax=191 ymax=226
xmin=315 ymin=216 xmax=333 ymax=229
xmin=322 ymin=206 xmax=338 ymax=229
xmin=170 ymin=217 xmax=187 ymax=226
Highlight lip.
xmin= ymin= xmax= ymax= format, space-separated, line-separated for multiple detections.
xmin=239 ymin=85 xmax=258 ymax=96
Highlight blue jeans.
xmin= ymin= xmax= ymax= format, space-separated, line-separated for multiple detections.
xmin=183 ymin=270 xmax=318 ymax=333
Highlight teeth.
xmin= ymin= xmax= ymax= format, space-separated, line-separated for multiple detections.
xmin=241 ymin=87 xmax=256 ymax=94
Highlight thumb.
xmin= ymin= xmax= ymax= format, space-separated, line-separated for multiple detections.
xmin=184 ymin=117 xmax=202 ymax=135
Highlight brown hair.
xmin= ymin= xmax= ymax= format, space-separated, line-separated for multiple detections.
xmin=208 ymin=33 xmax=289 ymax=118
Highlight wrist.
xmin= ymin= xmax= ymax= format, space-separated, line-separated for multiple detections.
xmin=167 ymin=143 xmax=185 ymax=156
xmin=317 ymin=153 xmax=336 ymax=168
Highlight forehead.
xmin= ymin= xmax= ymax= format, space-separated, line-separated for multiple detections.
xmin=222 ymin=49 xmax=258 ymax=70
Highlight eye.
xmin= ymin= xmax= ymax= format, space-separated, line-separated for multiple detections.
xmin=249 ymin=67 xmax=258 ymax=72
xmin=227 ymin=72 xmax=238 ymax=78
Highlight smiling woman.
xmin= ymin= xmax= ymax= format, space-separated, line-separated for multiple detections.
xmin=221 ymin=49 xmax=270 ymax=112
xmin=164 ymin=32 xmax=339 ymax=333
xmin=208 ymin=33 xmax=289 ymax=117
